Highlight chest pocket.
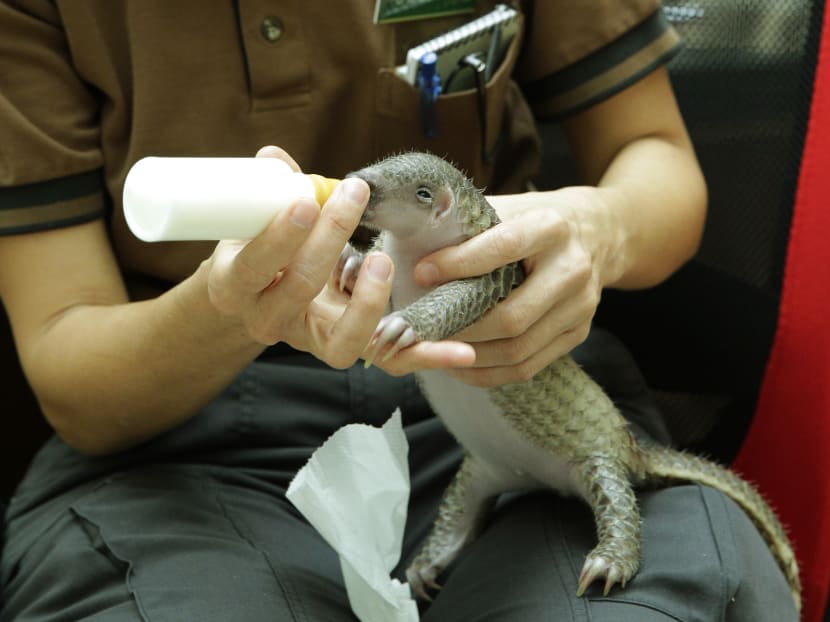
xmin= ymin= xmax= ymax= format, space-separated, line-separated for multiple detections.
xmin=374 ymin=12 xmax=525 ymax=188
xmin=237 ymin=0 xmax=311 ymax=112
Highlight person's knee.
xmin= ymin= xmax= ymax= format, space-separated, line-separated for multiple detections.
xmin=420 ymin=486 xmax=797 ymax=621
xmin=714 ymin=488 xmax=798 ymax=622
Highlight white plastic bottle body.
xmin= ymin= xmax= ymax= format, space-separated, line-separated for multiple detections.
xmin=123 ymin=157 xmax=333 ymax=241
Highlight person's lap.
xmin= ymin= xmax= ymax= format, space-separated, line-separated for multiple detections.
xmin=0 ymin=331 xmax=796 ymax=621
xmin=1 ymin=460 xmax=794 ymax=621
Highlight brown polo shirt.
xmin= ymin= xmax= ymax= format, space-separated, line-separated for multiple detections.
xmin=0 ymin=1 xmax=680 ymax=284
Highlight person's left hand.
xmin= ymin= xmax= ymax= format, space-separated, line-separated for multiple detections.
xmin=403 ymin=186 xmax=621 ymax=387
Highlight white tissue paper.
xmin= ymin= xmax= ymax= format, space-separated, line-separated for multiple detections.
xmin=286 ymin=409 xmax=419 ymax=622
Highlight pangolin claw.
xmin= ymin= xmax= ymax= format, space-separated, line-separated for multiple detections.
xmin=576 ymin=555 xmax=628 ymax=597
xmin=339 ymin=255 xmax=362 ymax=293
xmin=333 ymin=243 xmax=364 ymax=294
xmin=365 ymin=313 xmax=418 ymax=364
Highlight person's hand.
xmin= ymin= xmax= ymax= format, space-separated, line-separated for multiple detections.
xmin=206 ymin=146 xmax=475 ymax=371
xmin=406 ymin=186 xmax=621 ymax=386
xmin=204 ymin=146 xmax=394 ymax=368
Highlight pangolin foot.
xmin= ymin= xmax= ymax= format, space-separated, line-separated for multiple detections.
xmin=405 ymin=561 xmax=443 ymax=602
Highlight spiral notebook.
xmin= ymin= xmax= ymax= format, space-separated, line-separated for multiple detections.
xmin=396 ymin=4 xmax=520 ymax=91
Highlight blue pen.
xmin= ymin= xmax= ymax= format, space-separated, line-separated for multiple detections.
xmin=417 ymin=51 xmax=441 ymax=138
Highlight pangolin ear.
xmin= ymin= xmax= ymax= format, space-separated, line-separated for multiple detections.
xmin=428 ymin=188 xmax=455 ymax=226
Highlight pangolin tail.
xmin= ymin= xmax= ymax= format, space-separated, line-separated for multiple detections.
xmin=640 ymin=442 xmax=801 ymax=613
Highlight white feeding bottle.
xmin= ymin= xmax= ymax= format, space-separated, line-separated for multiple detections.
xmin=123 ymin=157 xmax=341 ymax=241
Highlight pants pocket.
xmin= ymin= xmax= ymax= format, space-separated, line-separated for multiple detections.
xmin=2 ymin=468 xmax=304 ymax=622
xmin=1 ymin=499 xmax=144 ymax=621
xmin=68 ymin=468 xmax=295 ymax=622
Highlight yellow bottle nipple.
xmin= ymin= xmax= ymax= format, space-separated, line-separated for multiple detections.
xmin=306 ymin=174 xmax=341 ymax=205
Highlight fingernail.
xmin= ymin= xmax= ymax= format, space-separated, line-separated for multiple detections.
xmin=342 ymin=178 xmax=369 ymax=204
xmin=290 ymin=202 xmax=318 ymax=228
xmin=256 ymin=145 xmax=280 ymax=158
xmin=367 ymin=255 xmax=392 ymax=282
xmin=415 ymin=262 xmax=439 ymax=286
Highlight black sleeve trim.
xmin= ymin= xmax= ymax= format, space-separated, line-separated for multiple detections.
xmin=523 ymin=9 xmax=683 ymax=120
xmin=0 ymin=170 xmax=106 ymax=235
xmin=0 ymin=169 xmax=103 ymax=209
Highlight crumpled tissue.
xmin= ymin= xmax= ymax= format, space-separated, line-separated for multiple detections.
xmin=286 ymin=409 xmax=419 ymax=622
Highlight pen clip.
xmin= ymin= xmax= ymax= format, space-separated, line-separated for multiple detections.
xmin=484 ymin=24 xmax=501 ymax=82
xmin=417 ymin=51 xmax=442 ymax=139
xmin=446 ymin=52 xmax=497 ymax=164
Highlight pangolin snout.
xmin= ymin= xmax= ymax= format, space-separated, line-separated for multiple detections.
xmin=345 ymin=169 xmax=382 ymax=223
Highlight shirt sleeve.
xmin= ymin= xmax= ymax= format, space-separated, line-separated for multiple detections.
xmin=518 ymin=2 xmax=683 ymax=120
xmin=0 ymin=1 xmax=106 ymax=235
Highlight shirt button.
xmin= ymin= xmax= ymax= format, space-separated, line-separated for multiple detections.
xmin=261 ymin=16 xmax=284 ymax=43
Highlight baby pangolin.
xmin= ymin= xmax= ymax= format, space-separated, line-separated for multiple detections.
xmin=334 ymin=151 xmax=800 ymax=611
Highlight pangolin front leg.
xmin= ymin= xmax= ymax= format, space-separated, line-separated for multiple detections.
xmin=366 ymin=264 xmax=523 ymax=363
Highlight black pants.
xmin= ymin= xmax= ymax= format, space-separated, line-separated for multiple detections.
xmin=0 ymin=331 xmax=796 ymax=621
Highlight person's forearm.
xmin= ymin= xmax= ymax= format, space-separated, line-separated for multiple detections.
xmin=592 ymin=133 xmax=707 ymax=289
xmin=557 ymin=67 xmax=708 ymax=291
xmin=26 ymin=260 xmax=265 ymax=455
xmin=487 ymin=133 xmax=705 ymax=292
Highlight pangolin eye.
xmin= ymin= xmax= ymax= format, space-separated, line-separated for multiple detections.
xmin=415 ymin=187 xmax=433 ymax=203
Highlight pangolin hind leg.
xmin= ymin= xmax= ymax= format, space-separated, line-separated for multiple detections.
xmin=574 ymin=455 xmax=642 ymax=596
xmin=406 ymin=454 xmax=502 ymax=600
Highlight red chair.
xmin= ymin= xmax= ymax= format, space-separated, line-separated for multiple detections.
xmin=731 ymin=3 xmax=830 ymax=619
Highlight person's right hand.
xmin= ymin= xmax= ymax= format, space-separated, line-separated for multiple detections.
xmin=204 ymin=146 xmax=398 ymax=369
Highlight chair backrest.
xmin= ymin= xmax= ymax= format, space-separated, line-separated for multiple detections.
xmin=731 ymin=3 xmax=830 ymax=620
xmin=536 ymin=1 xmax=829 ymax=619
